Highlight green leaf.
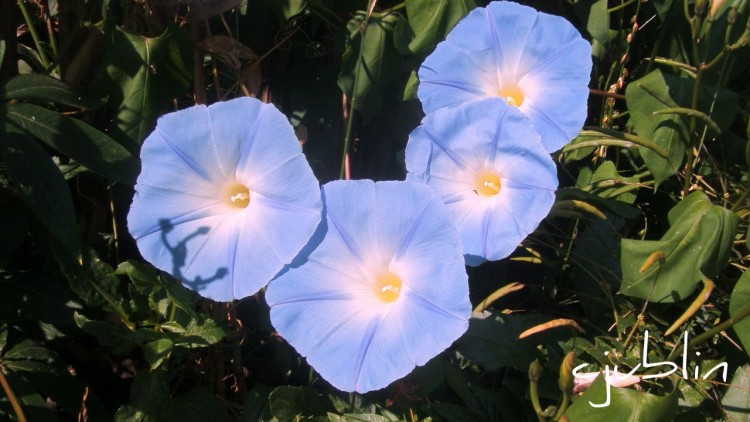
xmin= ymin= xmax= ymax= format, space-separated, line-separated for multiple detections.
xmin=263 ymin=0 xmax=306 ymax=24
xmin=565 ymin=375 xmax=678 ymax=421
xmin=729 ymin=270 xmax=750 ymax=357
xmin=91 ymin=23 xmax=192 ymax=146
xmin=54 ymin=246 xmax=124 ymax=313
xmin=1 ymin=73 xmax=105 ymax=109
xmin=131 ymin=370 xmax=168 ymax=416
xmin=74 ymin=312 xmax=138 ymax=355
xmin=160 ymin=387 xmax=231 ymax=422
xmin=0 ymin=370 xmax=57 ymax=422
xmin=456 ymin=312 xmax=550 ymax=371
xmin=328 ymin=413 xmax=394 ymax=422
xmin=401 ymin=0 xmax=476 ymax=57
xmin=723 ymin=364 xmax=750 ymax=422
xmin=338 ymin=12 xmax=404 ymax=124
xmin=625 ymin=70 xmax=690 ymax=186
xmin=143 ymin=338 xmax=173 ymax=370
xmin=0 ymin=273 xmax=81 ymax=326
xmin=5 ymin=102 xmax=139 ymax=184
xmin=174 ymin=318 xmax=225 ymax=348
xmin=619 ymin=191 xmax=738 ymax=302
xmin=573 ymin=0 xmax=610 ymax=46
xmin=0 ymin=127 xmax=81 ymax=261
xmin=117 ymin=260 xmax=162 ymax=295
xmin=269 ymin=386 xmax=335 ymax=422
xmin=241 ymin=383 xmax=273 ymax=422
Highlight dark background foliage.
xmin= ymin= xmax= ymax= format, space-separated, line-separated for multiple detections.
xmin=0 ymin=0 xmax=749 ymax=420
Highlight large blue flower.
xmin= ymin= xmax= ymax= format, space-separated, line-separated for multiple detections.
xmin=128 ymin=97 xmax=322 ymax=302
xmin=406 ymin=98 xmax=558 ymax=265
xmin=265 ymin=180 xmax=471 ymax=393
xmin=418 ymin=1 xmax=591 ymax=152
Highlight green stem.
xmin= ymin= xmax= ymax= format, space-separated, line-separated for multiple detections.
xmin=682 ymin=67 xmax=704 ymax=197
xmin=608 ymin=0 xmax=637 ymax=13
xmin=17 ymin=0 xmax=50 ymax=69
xmin=339 ymin=0 xmax=378 ymax=179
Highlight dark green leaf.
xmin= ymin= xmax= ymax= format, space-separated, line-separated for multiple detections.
xmin=143 ymin=338 xmax=173 ymax=370
xmin=620 ymin=191 xmax=738 ymax=302
xmin=338 ymin=12 xmax=404 ymax=124
xmin=91 ymin=23 xmax=192 ymax=146
xmin=131 ymin=370 xmax=168 ymax=416
xmin=241 ymin=383 xmax=273 ymax=422
xmin=5 ymin=102 xmax=138 ymax=184
xmin=54 ymin=246 xmax=124 ymax=312
xmin=269 ymin=386 xmax=335 ymax=422
xmin=0 ymin=370 xmax=57 ymax=422
xmin=0 ymin=273 xmax=81 ymax=326
xmin=565 ymin=375 xmax=678 ymax=421
xmin=625 ymin=70 xmax=690 ymax=186
xmin=74 ymin=312 xmax=138 ymax=355
xmin=160 ymin=387 xmax=231 ymax=422
xmin=456 ymin=312 xmax=550 ymax=371
xmin=174 ymin=318 xmax=225 ymax=348
xmin=573 ymin=0 xmax=609 ymax=46
xmin=0 ymin=127 xmax=81 ymax=261
xmin=1 ymin=73 xmax=105 ymax=109
xmin=729 ymin=270 xmax=750 ymax=357
xmin=723 ymin=364 xmax=750 ymax=422
xmin=402 ymin=0 xmax=475 ymax=57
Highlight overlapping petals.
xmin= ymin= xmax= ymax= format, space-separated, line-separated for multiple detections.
xmin=406 ymin=98 xmax=558 ymax=265
xmin=128 ymin=97 xmax=322 ymax=302
xmin=418 ymin=1 xmax=591 ymax=152
xmin=265 ymin=180 xmax=471 ymax=393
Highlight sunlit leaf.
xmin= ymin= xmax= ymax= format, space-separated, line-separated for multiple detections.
xmin=400 ymin=0 xmax=476 ymax=57
xmin=91 ymin=23 xmax=191 ymax=147
xmin=729 ymin=270 xmax=750 ymax=357
xmin=338 ymin=12 xmax=404 ymax=124
xmin=723 ymin=364 xmax=750 ymax=422
xmin=620 ymin=191 xmax=738 ymax=302
xmin=565 ymin=375 xmax=678 ymax=420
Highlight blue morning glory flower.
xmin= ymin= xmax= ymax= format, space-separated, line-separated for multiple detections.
xmin=406 ymin=98 xmax=558 ymax=265
xmin=265 ymin=180 xmax=471 ymax=393
xmin=418 ymin=1 xmax=591 ymax=152
xmin=127 ymin=97 xmax=322 ymax=302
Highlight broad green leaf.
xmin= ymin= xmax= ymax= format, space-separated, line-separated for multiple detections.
xmin=143 ymin=338 xmax=173 ymax=370
xmin=74 ymin=312 xmax=139 ymax=355
xmin=456 ymin=312 xmax=550 ymax=371
xmin=174 ymin=318 xmax=225 ymax=348
xmin=575 ymin=160 xmax=640 ymax=206
xmin=625 ymin=70 xmax=689 ymax=186
xmin=425 ymin=402 xmax=485 ymax=422
xmin=723 ymin=364 xmax=750 ymax=422
xmin=116 ymin=260 xmax=161 ymax=295
xmin=5 ymin=102 xmax=138 ymax=184
xmin=54 ymin=246 xmax=123 ymax=312
xmin=619 ymin=191 xmax=738 ymax=302
xmin=2 ymin=340 xmax=108 ymax=419
xmin=159 ymin=387 xmax=232 ymax=422
xmin=269 ymin=386 xmax=335 ymax=422
xmin=328 ymin=413 xmax=394 ymax=422
xmin=565 ymin=375 xmax=678 ymax=421
xmin=338 ymin=12 xmax=404 ymax=124
xmin=0 ymin=370 xmax=57 ymax=422
xmin=0 ymin=128 xmax=81 ymax=261
xmin=573 ymin=0 xmax=609 ymax=46
xmin=1 ymin=73 xmax=104 ymax=109
xmin=729 ymin=270 xmax=750 ymax=357
xmin=131 ymin=370 xmax=168 ymax=416
xmin=91 ymin=23 xmax=191 ymax=146
xmin=401 ymin=0 xmax=476 ymax=57
xmin=241 ymin=383 xmax=273 ymax=422
xmin=0 ymin=273 xmax=80 ymax=327
xmin=263 ymin=0 xmax=306 ymax=24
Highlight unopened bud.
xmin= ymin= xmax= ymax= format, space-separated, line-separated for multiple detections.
xmin=529 ymin=359 xmax=543 ymax=382
xmin=728 ymin=7 xmax=737 ymax=24
xmin=558 ymin=352 xmax=576 ymax=394
xmin=695 ymin=0 xmax=708 ymax=16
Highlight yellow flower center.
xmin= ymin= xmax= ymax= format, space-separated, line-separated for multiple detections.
xmin=225 ymin=183 xmax=250 ymax=208
xmin=374 ymin=272 xmax=402 ymax=303
xmin=498 ymin=86 xmax=524 ymax=107
xmin=475 ymin=171 xmax=501 ymax=197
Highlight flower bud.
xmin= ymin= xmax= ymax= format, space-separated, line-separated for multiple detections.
xmin=695 ymin=0 xmax=708 ymax=16
xmin=558 ymin=352 xmax=577 ymax=394
xmin=529 ymin=359 xmax=543 ymax=382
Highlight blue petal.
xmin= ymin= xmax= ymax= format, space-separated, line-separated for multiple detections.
xmin=417 ymin=1 xmax=591 ymax=152
xmin=266 ymin=180 xmax=470 ymax=393
xmin=129 ymin=97 xmax=322 ymax=301
xmin=406 ymin=98 xmax=558 ymax=265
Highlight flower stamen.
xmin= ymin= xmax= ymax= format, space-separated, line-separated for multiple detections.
xmin=475 ymin=171 xmax=501 ymax=197
xmin=225 ymin=183 xmax=251 ymax=208
xmin=374 ymin=272 xmax=402 ymax=303
xmin=498 ymin=86 xmax=524 ymax=107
